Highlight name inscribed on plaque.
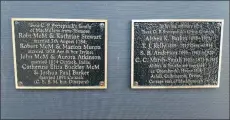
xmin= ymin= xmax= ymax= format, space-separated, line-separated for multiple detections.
xmin=12 ymin=18 xmax=107 ymax=89
xmin=131 ymin=19 xmax=224 ymax=89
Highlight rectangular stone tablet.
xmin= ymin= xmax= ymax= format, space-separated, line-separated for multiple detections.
xmin=131 ymin=19 xmax=224 ymax=89
xmin=12 ymin=18 xmax=107 ymax=89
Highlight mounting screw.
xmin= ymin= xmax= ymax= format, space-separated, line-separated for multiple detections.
xmin=217 ymin=22 xmax=222 ymax=27
xmin=18 ymin=81 xmax=23 ymax=86
xmin=99 ymin=81 xmax=104 ymax=86
xmin=100 ymin=23 xmax=104 ymax=28
xmin=134 ymin=23 xmax=139 ymax=27
xmin=134 ymin=81 xmax=138 ymax=86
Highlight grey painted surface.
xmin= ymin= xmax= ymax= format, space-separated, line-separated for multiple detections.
xmin=1 ymin=1 xmax=229 ymax=119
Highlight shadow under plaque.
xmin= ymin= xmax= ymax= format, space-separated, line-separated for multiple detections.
xmin=12 ymin=18 xmax=107 ymax=89
xmin=131 ymin=19 xmax=224 ymax=89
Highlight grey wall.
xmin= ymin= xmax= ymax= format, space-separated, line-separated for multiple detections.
xmin=1 ymin=1 xmax=229 ymax=119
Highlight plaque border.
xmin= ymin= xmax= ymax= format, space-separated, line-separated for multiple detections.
xmin=131 ymin=19 xmax=224 ymax=89
xmin=12 ymin=18 xmax=108 ymax=89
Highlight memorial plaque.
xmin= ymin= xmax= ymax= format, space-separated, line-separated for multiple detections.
xmin=131 ymin=19 xmax=224 ymax=89
xmin=12 ymin=18 xmax=107 ymax=89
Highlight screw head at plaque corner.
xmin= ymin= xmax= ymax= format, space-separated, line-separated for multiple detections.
xmin=134 ymin=23 xmax=139 ymax=27
xmin=134 ymin=81 xmax=139 ymax=86
xmin=99 ymin=81 xmax=104 ymax=86
xmin=99 ymin=23 xmax=104 ymax=28
xmin=18 ymin=81 xmax=23 ymax=86
xmin=15 ymin=21 xmax=20 ymax=24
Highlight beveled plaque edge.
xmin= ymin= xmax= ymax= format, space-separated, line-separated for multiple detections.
xmin=11 ymin=18 xmax=108 ymax=89
xmin=131 ymin=19 xmax=224 ymax=89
